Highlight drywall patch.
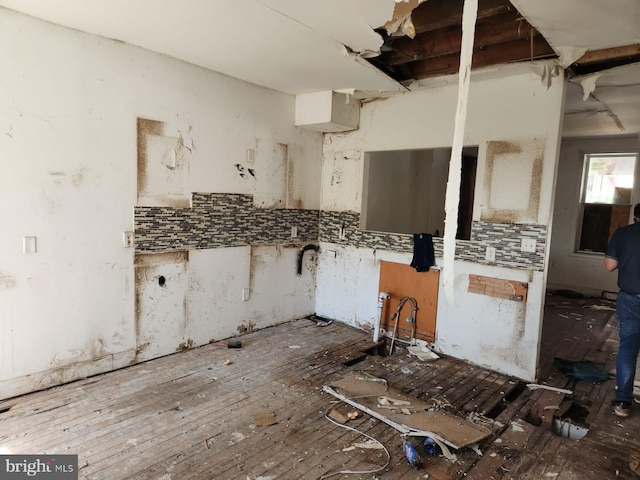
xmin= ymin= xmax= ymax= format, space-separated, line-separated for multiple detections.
xmin=481 ymin=138 xmax=545 ymax=224
xmin=0 ymin=272 xmax=17 ymax=291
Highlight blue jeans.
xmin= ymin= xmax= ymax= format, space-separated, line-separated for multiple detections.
xmin=616 ymin=291 xmax=640 ymax=403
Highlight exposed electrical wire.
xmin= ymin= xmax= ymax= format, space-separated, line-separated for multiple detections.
xmin=319 ymin=400 xmax=391 ymax=479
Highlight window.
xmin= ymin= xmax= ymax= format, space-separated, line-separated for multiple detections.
xmin=361 ymin=147 xmax=477 ymax=239
xmin=578 ymin=153 xmax=637 ymax=253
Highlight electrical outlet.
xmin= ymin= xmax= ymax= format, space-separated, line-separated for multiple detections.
xmin=242 ymin=288 xmax=250 ymax=301
xmin=521 ymin=238 xmax=537 ymax=253
xmin=338 ymin=227 xmax=346 ymax=240
xmin=123 ymin=231 xmax=134 ymax=248
xmin=291 ymin=226 xmax=298 ymax=238
xmin=485 ymin=246 xmax=496 ymax=262
xmin=23 ymin=236 xmax=37 ymax=254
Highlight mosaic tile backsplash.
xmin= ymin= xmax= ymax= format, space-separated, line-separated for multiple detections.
xmin=135 ymin=193 xmax=319 ymax=252
xmin=135 ymin=193 xmax=547 ymax=271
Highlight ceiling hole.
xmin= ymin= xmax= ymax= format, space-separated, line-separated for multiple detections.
xmin=158 ymin=275 xmax=166 ymax=287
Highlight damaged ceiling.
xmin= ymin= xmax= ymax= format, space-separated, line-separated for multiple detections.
xmin=1 ymin=0 xmax=639 ymax=136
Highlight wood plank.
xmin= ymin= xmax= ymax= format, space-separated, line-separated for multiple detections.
xmin=327 ymin=373 xmax=492 ymax=449
xmin=468 ymin=274 xmax=528 ymax=302
xmin=574 ymin=44 xmax=640 ymax=66
xmin=379 ymin=260 xmax=439 ymax=342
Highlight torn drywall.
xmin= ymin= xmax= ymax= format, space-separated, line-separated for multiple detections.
xmin=528 ymin=61 xmax=561 ymax=89
xmin=555 ymin=46 xmax=588 ymax=67
xmin=442 ymin=0 xmax=478 ymax=306
xmin=574 ymin=72 xmax=603 ymax=101
xmin=384 ymin=0 xmax=427 ymax=38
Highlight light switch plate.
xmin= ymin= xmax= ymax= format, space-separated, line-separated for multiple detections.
xmin=485 ymin=246 xmax=496 ymax=262
xmin=521 ymin=238 xmax=537 ymax=253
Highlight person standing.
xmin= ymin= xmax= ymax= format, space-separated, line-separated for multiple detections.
xmin=604 ymin=203 xmax=640 ymax=417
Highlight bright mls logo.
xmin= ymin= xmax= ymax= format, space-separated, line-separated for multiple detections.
xmin=1 ymin=455 xmax=78 ymax=479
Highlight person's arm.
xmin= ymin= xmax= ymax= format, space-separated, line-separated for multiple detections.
xmin=604 ymin=256 xmax=619 ymax=272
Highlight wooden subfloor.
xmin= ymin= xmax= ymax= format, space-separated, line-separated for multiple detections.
xmin=1 ymin=295 xmax=639 ymax=479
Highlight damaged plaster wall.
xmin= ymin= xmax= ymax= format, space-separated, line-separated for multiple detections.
xmin=316 ymin=64 xmax=565 ymax=380
xmin=547 ymin=135 xmax=639 ymax=295
xmin=0 ymin=8 xmax=321 ymax=400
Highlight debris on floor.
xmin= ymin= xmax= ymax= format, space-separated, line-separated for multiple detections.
xmin=553 ymin=357 xmax=610 ymax=382
xmin=407 ymin=345 xmax=440 ymax=362
xmin=630 ymin=453 xmax=640 ymax=475
xmin=315 ymin=319 xmax=333 ymax=327
xmin=252 ymin=411 xmax=277 ymax=427
xmin=324 ymin=373 xmax=492 ymax=452
xmin=403 ymin=439 xmax=423 ymax=469
xmin=212 ymin=340 xmax=242 ymax=348
xmin=342 ymin=439 xmax=385 ymax=451
xmin=327 ymin=409 xmax=349 ymax=424
xmin=587 ymin=304 xmax=616 ymax=311
xmin=306 ymin=314 xmax=334 ymax=327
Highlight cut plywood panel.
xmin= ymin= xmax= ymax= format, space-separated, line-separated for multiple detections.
xmin=468 ymin=274 xmax=528 ymax=302
xmin=326 ymin=373 xmax=492 ymax=450
xmin=379 ymin=260 xmax=439 ymax=342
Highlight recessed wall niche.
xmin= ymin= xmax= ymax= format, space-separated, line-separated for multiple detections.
xmin=137 ymin=118 xmax=192 ymax=208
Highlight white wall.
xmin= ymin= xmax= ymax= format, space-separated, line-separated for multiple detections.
xmin=548 ymin=135 xmax=639 ymax=295
xmin=0 ymin=8 xmax=322 ymax=399
xmin=316 ymin=64 xmax=566 ymax=380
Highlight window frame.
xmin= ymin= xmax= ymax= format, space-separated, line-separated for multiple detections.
xmin=576 ymin=152 xmax=639 ymax=254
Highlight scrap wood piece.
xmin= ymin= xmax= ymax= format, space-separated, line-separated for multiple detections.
xmin=325 ymin=374 xmax=492 ymax=452
xmin=526 ymin=383 xmax=573 ymax=394
xmin=407 ymin=345 xmax=440 ymax=361
xmin=347 ymin=440 xmax=385 ymax=450
xmin=424 ymin=464 xmax=455 ymax=480
xmin=252 ymin=411 xmax=277 ymax=427
xmin=378 ymin=395 xmax=411 ymax=406
xmin=526 ymin=390 xmax=565 ymax=430
xmin=468 ymin=274 xmax=528 ymax=302
xmin=328 ymin=409 xmax=348 ymax=424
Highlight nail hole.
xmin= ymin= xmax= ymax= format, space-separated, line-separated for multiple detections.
xmin=158 ymin=276 xmax=166 ymax=287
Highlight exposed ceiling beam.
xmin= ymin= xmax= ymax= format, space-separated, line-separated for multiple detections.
xmin=571 ymin=44 xmax=640 ymax=75
xmin=370 ymin=0 xmax=556 ymax=82
xmin=409 ymin=0 xmax=513 ymax=35
xmin=383 ymin=10 xmax=530 ymax=66
xmin=408 ymin=34 xmax=556 ymax=79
